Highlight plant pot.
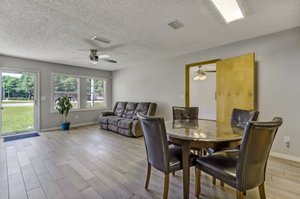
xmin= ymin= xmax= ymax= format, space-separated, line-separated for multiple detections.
xmin=61 ymin=122 xmax=70 ymax=130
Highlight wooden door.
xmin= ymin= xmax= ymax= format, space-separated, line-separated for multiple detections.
xmin=216 ymin=53 xmax=255 ymax=123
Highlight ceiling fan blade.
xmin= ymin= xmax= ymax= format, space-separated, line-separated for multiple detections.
xmin=92 ymin=36 xmax=111 ymax=44
xmin=70 ymin=58 xmax=86 ymax=60
xmin=204 ymin=70 xmax=216 ymax=73
xmin=77 ymin=48 xmax=105 ymax=52
xmin=102 ymin=58 xmax=117 ymax=63
xmin=72 ymin=51 xmax=87 ymax=56
xmin=77 ymin=49 xmax=93 ymax=51
xmin=98 ymin=54 xmax=110 ymax=59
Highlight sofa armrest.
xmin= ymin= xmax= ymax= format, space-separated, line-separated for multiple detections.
xmin=100 ymin=111 xmax=114 ymax=117
xmin=131 ymin=120 xmax=143 ymax=137
xmin=147 ymin=103 xmax=157 ymax=116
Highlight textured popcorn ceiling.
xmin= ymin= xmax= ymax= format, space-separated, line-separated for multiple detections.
xmin=0 ymin=0 xmax=300 ymax=71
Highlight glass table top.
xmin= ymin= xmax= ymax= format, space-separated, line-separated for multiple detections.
xmin=165 ymin=119 xmax=243 ymax=141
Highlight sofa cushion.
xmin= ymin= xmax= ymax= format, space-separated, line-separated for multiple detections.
xmin=99 ymin=116 xmax=114 ymax=124
xmin=122 ymin=102 xmax=138 ymax=119
xmin=133 ymin=103 xmax=150 ymax=117
xmin=118 ymin=128 xmax=133 ymax=137
xmin=114 ymin=102 xmax=127 ymax=117
xmin=108 ymin=116 xmax=123 ymax=126
xmin=118 ymin=119 xmax=133 ymax=129
xmin=108 ymin=124 xmax=118 ymax=132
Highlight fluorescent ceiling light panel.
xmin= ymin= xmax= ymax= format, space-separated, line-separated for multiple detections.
xmin=210 ymin=0 xmax=244 ymax=23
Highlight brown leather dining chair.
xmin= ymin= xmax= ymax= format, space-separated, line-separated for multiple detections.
xmin=230 ymin=108 xmax=259 ymax=131
xmin=172 ymin=106 xmax=199 ymax=120
xmin=137 ymin=113 xmax=197 ymax=199
xmin=208 ymin=108 xmax=259 ymax=185
xmin=195 ymin=117 xmax=283 ymax=199
xmin=208 ymin=108 xmax=259 ymax=152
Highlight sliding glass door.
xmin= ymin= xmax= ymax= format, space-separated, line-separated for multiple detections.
xmin=0 ymin=71 xmax=38 ymax=135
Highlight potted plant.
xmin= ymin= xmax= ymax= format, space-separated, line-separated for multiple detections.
xmin=55 ymin=95 xmax=73 ymax=130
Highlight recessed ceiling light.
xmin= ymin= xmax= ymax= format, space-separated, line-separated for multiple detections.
xmin=209 ymin=0 xmax=245 ymax=23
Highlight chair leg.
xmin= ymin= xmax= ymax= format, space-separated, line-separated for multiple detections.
xmin=258 ymin=183 xmax=266 ymax=199
xmin=145 ymin=163 xmax=151 ymax=189
xmin=172 ymin=172 xmax=175 ymax=176
xmin=212 ymin=177 xmax=216 ymax=185
xmin=236 ymin=190 xmax=244 ymax=199
xmin=221 ymin=181 xmax=224 ymax=187
xmin=195 ymin=167 xmax=201 ymax=198
xmin=163 ymin=174 xmax=170 ymax=199
xmin=243 ymin=191 xmax=246 ymax=196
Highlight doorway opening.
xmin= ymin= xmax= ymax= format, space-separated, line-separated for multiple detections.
xmin=189 ymin=63 xmax=216 ymax=120
xmin=0 ymin=71 xmax=39 ymax=136
xmin=185 ymin=59 xmax=219 ymax=120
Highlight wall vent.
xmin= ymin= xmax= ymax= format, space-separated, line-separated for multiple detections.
xmin=168 ymin=20 xmax=184 ymax=30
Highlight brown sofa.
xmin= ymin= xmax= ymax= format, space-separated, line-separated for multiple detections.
xmin=99 ymin=102 xmax=157 ymax=137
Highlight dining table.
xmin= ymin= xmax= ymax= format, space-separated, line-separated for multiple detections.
xmin=165 ymin=119 xmax=243 ymax=199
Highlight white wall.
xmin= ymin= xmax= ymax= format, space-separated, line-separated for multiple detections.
xmin=190 ymin=64 xmax=216 ymax=120
xmin=113 ymin=27 xmax=300 ymax=158
xmin=0 ymin=55 xmax=112 ymax=130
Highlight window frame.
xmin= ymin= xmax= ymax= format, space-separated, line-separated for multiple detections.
xmin=85 ymin=77 xmax=107 ymax=110
xmin=50 ymin=73 xmax=108 ymax=113
xmin=51 ymin=73 xmax=81 ymax=112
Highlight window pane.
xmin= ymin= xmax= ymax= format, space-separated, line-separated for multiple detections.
xmin=53 ymin=75 xmax=79 ymax=109
xmin=86 ymin=79 xmax=105 ymax=108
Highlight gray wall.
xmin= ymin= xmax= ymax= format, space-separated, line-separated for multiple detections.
xmin=113 ymin=27 xmax=300 ymax=158
xmin=0 ymin=55 xmax=112 ymax=130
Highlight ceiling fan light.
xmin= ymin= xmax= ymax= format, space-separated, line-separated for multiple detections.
xmin=194 ymin=75 xmax=200 ymax=80
xmin=199 ymin=71 xmax=207 ymax=80
xmin=199 ymin=74 xmax=207 ymax=80
xmin=194 ymin=70 xmax=207 ymax=81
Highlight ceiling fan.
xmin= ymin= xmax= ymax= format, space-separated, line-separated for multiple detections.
xmin=72 ymin=36 xmax=117 ymax=64
xmin=89 ymin=49 xmax=117 ymax=64
xmin=194 ymin=65 xmax=216 ymax=80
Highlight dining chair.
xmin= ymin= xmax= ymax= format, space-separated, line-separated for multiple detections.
xmin=137 ymin=113 xmax=197 ymax=199
xmin=230 ymin=108 xmax=260 ymax=131
xmin=208 ymin=108 xmax=259 ymax=186
xmin=195 ymin=117 xmax=283 ymax=199
xmin=172 ymin=106 xmax=199 ymax=120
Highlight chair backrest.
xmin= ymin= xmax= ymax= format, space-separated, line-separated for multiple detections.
xmin=172 ymin=106 xmax=199 ymax=120
xmin=230 ymin=108 xmax=259 ymax=129
xmin=236 ymin=117 xmax=283 ymax=191
xmin=137 ymin=113 xmax=170 ymax=174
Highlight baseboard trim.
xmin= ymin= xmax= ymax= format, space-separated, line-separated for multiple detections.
xmin=270 ymin=151 xmax=300 ymax=163
xmin=41 ymin=121 xmax=98 ymax=132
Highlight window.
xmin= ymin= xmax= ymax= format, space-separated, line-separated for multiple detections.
xmin=52 ymin=74 xmax=80 ymax=109
xmin=51 ymin=73 xmax=107 ymax=112
xmin=86 ymin=78 xmax=106 ymax=108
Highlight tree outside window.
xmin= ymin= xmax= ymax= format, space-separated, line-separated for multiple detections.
xmin=53 ymin=74 xmax=79 ymax=109
xmin=86 ymin=78 xmax=106 ymax=108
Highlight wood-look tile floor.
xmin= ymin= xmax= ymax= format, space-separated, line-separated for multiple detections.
xmin=0 ymin=125 xmax=299 ymax=199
